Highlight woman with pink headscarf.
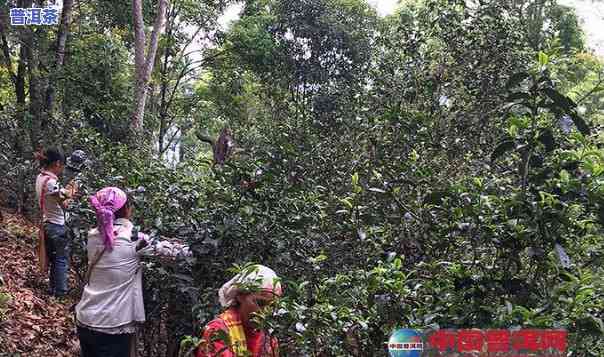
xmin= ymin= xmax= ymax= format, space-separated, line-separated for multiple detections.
xmin=75 ymin=187 xmax=189 ymax=357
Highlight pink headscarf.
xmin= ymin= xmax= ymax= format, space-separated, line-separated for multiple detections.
xmin=89 ymin=187 xmax=128 ymax=249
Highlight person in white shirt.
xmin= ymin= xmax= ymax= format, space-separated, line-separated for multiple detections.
xmin=34 ymin=147 xmax=76 ymax=297
xmin=75 ymin=187 xmax=189 ymax=357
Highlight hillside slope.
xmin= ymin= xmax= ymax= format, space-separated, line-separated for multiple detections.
xmin=0 ymin=211 xmax=79 ymax=356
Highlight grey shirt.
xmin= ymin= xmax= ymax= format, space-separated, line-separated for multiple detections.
xmin=75 ymin=219 xmax=191 ymax=330
xmin=76 ymin=219 xmax=147 ymax=329
xmin=35 ymin=172 xmax=65 ymax=225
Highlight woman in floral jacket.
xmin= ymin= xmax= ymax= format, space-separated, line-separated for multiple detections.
xmin=197 ymin=265 xmax=282 ymax=357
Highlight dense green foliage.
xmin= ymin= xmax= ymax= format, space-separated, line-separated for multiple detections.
xmin=1 ymin=0 xmax=603 ymax=356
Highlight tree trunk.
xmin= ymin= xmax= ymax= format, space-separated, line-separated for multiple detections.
xmin=131 ymin=0 xmax=169 ymax=131
xmin=158 ymin=57 xmax=169 ymax=155
xmin=179 ymin=140 xmax=185 ymax=162
xmin=16 ymin=47 xmax=26 ymax=109
xmin=166 ymin=337 xmax=180 ymax=357
xmin=0 ymin=12 xmax=27 ymax=125
xmin=14 ymin=45 xmax=27 ymax=213
xmin=45 ymin=0 xmax=74 ymax=118
xmin=14 ymin=29 xmax=28 ymax=214
xmin=157 ymin=2 xmax=177 ymax=156
xmin=0 ymin=16 xmax=16 ymax=86
xmin=25 ymin=26 xmax=45 ymax=150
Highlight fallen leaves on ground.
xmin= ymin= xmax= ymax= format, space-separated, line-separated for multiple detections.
xmin=0 ymin=211 xmax=79 ymax=356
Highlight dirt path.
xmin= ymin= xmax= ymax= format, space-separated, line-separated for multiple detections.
xmin=0 ymin=211 xmax=79 ymax=356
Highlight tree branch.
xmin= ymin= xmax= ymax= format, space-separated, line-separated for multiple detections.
xmin=132 ymin=0 xmax=146 ymax=81
xmin=159 ymin=126 xmax=182 ymax=156
xmin=195 ymin=132 xmax=215 ymax=147
xmin=576 ymin=72 xmax=604 ymax=105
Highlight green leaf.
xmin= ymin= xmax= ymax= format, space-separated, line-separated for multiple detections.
xmin=340 ymin=197 xmax=354 ymax=209
xmin=508 ymin=124 xmax=519 ymax=138
xmin=491 ymin=139 xmax=515 ymax=161
xmin=312 ymin=254 xmax=328 ymax=263
xmin=351 ymin=172 xmax=359 ymax=186
xmin=512 ymin=305 xmax=533 ymax=320
xmin=559 ymin=271 xmax=579 ymax=283
xmin=538 ymin=51 xmax=549 ymax=66
xmin=211 ymin=329 xmax=231 ymax=345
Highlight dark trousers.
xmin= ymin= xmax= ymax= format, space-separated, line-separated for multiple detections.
xmin=77 ymin=326 xmax=132 ymax=357
xmin=44 ymin=223 xmax=70 ymax=296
